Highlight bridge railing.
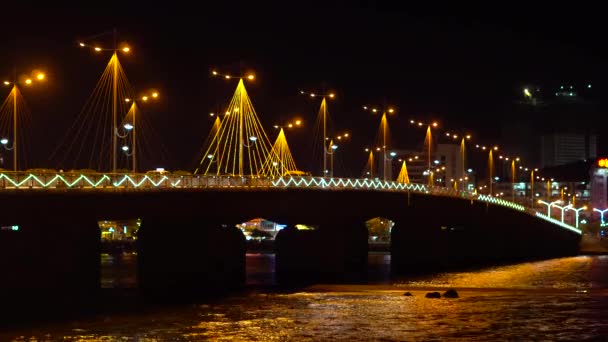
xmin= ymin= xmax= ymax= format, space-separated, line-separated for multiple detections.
xmin=0 ymin=171 xmax=583 ymax=234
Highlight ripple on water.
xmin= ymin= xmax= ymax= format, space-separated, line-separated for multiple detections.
xmin=2 ymin=256 xmax=608 ymax=340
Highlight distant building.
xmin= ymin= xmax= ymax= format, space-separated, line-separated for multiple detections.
xmin=435 ymin=143 xmax=465 ymax=186
xmin=591 ymin=159 xmax=608 ymax=209
xmin=499 ymin=82 xmax=601 ymax=167
xmin=540 ymin=133 xmax=597 ymax=167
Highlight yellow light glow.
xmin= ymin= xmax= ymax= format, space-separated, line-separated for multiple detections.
xmin=125 ymin=98 xmax=131 ymax=102
xmin=310 ymin=93 xmax=315 ymax=97
xmin=36 ymin=73 xmax=45 ymax=80
xmin=247 ymin=74 xmax=254 ymax=80
xmin=288 ymin=123 xmax=293 ymax=128
xmin=432 ymin=122 xmax=438 ymax=127
xmin=466 ymin=134 xmax=471 ymax=139
xmin=225 ymin=111 xmax=230 ymax=115
xmin=79 ymin=42 xmax=85 ymax=47
xmin=94 ymin=47 xmax=102 ymax=51
xmin=344 ymin=133 xmax=349 ymax=137
xmin=212 ymin=71 xmax=218 ymax=75
xmin=337 ymin=136 xmax=342 ymax=140
xmin=388 ymin=108 xmax=394 ymax=113
xmin=122 ymin=47 xmax=130 ymax=53
xmin=142 ymin=96 xmax=148 ymax=101
xmin=295 ymin=120 xmax=301 ymax=125
xmin=3 ymin=81 xmax=9 ymax=85
xmin=225 ymin=75 xmax=230 ymax=79
xmin=329 ymin=93 xmax=335 ymax=98
xmin=152 ymin=92 xmax=158 ymax=98
xmin=494 ymin=146 xmax=498 ymax=150
xmin=418 ymin=122 xmax=423 ymax=126
xmin=25 ymin=79 xmax=32 ymax=84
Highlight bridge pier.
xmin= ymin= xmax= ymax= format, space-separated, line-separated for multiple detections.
xmin=137 ymin=217 xmax=246 ymax=300
xmin=275 ymin=220 xmax=368 ymax=285
xmin=391 ymin=199 xmax=581 ymax=274
xmin=0 ymin=217 xmax=100 ymax=323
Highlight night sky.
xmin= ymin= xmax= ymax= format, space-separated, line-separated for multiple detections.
xmin=1 ymin=3 xmax=606 ymax=175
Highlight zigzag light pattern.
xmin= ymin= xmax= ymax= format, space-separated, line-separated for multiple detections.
xmin=0 ymin=172 xmax=581 ymax=235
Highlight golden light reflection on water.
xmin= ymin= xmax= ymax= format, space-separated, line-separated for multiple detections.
xmin=399 ymin=256 xmax=597 ymax=290
xmin=3 ymin=256 xmax=608 ymax=341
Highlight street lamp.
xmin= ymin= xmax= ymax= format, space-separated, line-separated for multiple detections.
xmin=300 ymin=89 xmax=335 ymax=177
xmin=553 ymin=203 xmax=572 ymax=223
xmin=210 ymin=69 xmax=256 ymax=176
xmin=567 ymin=206 xmax=587 ymax=228
xmin=593 ymin=208 xmax=608 ymax=227
xmin=2 ymin=68 xmax=47 ymax=171
xmin=363 ymin=104 xmax=396 ymax=181
xmin=538 ymin=199 xmax=561 ymax=218
xmin=121 ymin=91 xmax=159 ymax=172
xmin=326 ymin=132 xmax=350 ymax=177
xmin=79 ymin=29 xmax=132 ymax=172
xmin=273 ymin=117 xmax=303 ymax=130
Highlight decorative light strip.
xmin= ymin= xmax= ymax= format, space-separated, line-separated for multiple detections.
xmin=270 ymin=176 xmax=428 ymax=192
xmin=476 ymin=194 xmax=526 ymax=211
xmin=535 ymin=212 xmax=582 ymax=235
xmin=0 ymin=173 xmax=180 ymax=189
xmin=0 ymin=172 xmax=580 ymax=234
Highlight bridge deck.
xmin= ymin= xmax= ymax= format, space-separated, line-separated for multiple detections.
xmin=0 ymin=172 xmax=581 ymax=234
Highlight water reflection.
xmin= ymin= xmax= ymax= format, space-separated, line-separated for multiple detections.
xmin=4 ymin=255 xmax=608 ymax=340
xmin=397 ymin=255 xmax=607 ymax=290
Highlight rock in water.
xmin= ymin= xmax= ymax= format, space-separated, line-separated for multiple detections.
xmin=403 ymin=292 xmax=413 ymax=296
xmin=442 ymin=289 xmax=459 ymax=298
xmin=425 ymin=292 xmax=441 ymax=298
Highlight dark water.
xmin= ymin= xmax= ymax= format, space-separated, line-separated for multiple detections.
xmin=2 ymin=253 xmax=608 ymax=340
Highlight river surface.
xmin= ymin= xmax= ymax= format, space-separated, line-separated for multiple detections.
xmin=2 ymin=253 xmax=608 ymax=341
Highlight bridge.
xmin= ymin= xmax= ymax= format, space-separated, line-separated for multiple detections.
xmin=0 ymin=33 xmax=587 ymax=309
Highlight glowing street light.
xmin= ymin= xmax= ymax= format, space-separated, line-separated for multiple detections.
xmin=567 ymin=206 xmax=587 ymax=228
xmin=2 ymin=67 xmax=48 ymax=171
xmin=538 ymin=199 xmax=561 ymax=218
xmin=121 ymin=91 xmax=159 ymax=172
xmin=363 ymin=104 xmax=396 ymax=181
xmin=553 ymin=203 xmax=573 ymax=223
xmin=300 ymin=89 xmax=335 ymax=176
xmin=274 ymin=117 xmax=303 ymax=130
xmin=593 ymin=208 xmax=608 ymax=227
xmin=326 ymin=132 xmax=350 ymax=177
xmin=78 ymin=28 xmax=133 ymax=172
xmin=211 ymin=69 xmax=255 ymax=81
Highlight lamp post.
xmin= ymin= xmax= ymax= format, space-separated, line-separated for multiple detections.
xmin=594 ymin=208 xmax=608 ymax=227
xmin=363 ymin=104 xmax=396 ymax=181
xmin=567 ymin=206 xmax=587 ymax=228
xmin=273 ymin=117 xmax=303 ymax=176
xmin=553 ymin=203 xmax=572 ymax=223
xmin=2 ymin=69 xmax=46 ymax=171
xmin=79 ymin=29 xmax=131 ymax=172
xmin=211 ymin=69 xmax=255 ymax=176
xmin=300 ymin=90 xmax=335 ymax=177
xmin=538 ymin=199 xmax=561 ymax=218
xmin=122 ymin=91 xmax=159 ymax=172
xmin=325 ymin=132 xmax=349 ymax=177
